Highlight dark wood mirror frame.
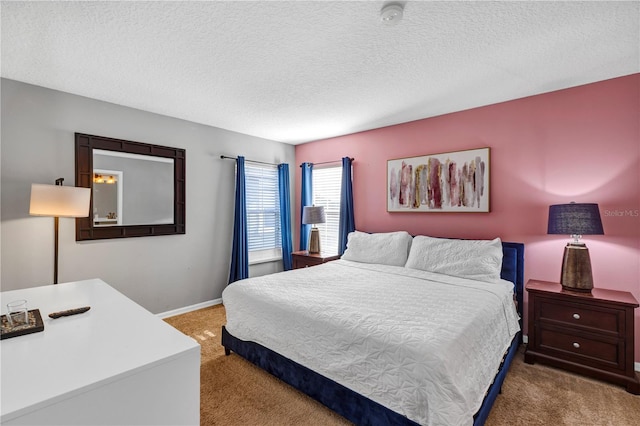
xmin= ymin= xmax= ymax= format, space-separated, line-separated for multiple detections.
xmin=75 ymin=133 xmax=186 ymax=241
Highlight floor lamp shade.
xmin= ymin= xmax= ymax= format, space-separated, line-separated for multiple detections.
xmin=547 ymin=203 xmax=604 ymax=292
xmin=30 ymin=184 xmax=91 ymax=217
xmin=29 ymin=182 xmax=91 ymax=284
xmin=302 ymin=206 xmax=326 ymax=254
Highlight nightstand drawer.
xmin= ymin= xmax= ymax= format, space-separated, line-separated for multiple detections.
xmin=539 ymin=328 xmax=623 ymax=370
xmin=538 ymin=299 xmax=622 ymax=335
xmin=293 ymin=256 xmax=323 ymax=269
xmin=291 ymin=251 xmax=339 ymax=269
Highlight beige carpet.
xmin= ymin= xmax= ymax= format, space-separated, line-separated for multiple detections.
xmin=164 ymin=305 xmax=640 ymax=425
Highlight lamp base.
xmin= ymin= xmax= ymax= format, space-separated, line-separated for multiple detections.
xmin=560 ymin=243 xmax=594 ymax=293
xmin=309 ymin=227 xmax=321 ymax=254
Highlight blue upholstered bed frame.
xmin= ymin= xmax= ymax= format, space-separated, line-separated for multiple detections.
xmin=222 ymin=242 xmax=525 ymax=425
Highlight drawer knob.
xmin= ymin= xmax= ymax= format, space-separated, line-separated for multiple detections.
xmin=573 ymin=313 xmax=581 ymax=320
xmin=573 ymin=342 xmax=580 ymax=349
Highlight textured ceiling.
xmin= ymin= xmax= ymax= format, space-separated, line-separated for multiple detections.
xmin=2 ymin=1 xmax=638 ymax=144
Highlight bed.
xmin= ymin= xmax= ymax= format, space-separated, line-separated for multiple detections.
xmin=222 ymin=232 xmax=524 ymax=426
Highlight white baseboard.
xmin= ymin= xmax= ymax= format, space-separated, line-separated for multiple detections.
xmin=158 ymin=315 xmax=640 ymax=372
xmin=156 ymin=298 xmax=222 ymax=319
xmin=155 ymin=317 xmax=640 ymax=371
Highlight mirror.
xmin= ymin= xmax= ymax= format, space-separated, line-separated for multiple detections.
xmin=75 ymin=133 xmax=185 ymax=241
xmin=92 ymin=150 xmax=174 ymax=226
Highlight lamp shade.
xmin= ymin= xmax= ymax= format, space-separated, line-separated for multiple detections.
xmin=30 ymin=184 xmax=91 ymax=218
xmin=547 ymin=203 xmax=604 ymax=235
xmin=302 ymin=206 xmax=326 ymax=225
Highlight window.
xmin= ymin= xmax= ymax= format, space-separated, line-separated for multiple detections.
xmin=312 ymin=166 xmax=342 ymax=255
xmin=245 ymin=163 xmax=281 ymax=263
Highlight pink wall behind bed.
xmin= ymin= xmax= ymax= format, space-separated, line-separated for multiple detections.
xmin=295 ymin=74 xmax=640 ymax=364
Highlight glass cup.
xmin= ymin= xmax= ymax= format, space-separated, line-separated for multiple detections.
xmin=6 ymin=300 xmax=29 ymax=328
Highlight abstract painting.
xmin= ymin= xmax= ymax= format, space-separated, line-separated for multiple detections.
xmin=387 ymin=148 xmax=490 ymax=212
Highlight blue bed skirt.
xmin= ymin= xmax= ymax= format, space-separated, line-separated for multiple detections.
xmin=222 ymin=327 xmax=520 ymax=426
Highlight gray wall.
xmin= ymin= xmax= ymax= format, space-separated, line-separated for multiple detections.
xmin=1 ymin=78 xmax=295 ymax=313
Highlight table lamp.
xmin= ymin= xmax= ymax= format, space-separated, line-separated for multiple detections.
xmin=29 ymin=178 xmax=91 ymax=284
xmin=547 ymin=202 xmax=604 ymax=292
xmin=302 ymin=206 xmax=326 ymax=254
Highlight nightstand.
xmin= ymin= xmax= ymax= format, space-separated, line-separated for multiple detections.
xmin=524 ymin=279 xmax=640 ymax=394
xmin=291 ymin=251 xmax=339 ymax=269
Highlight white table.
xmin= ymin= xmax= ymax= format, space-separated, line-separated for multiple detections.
xmin=0 ymin=279 xmax=200 ymax=425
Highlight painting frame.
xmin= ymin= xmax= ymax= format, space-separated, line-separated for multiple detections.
xmin=387 ymin=147 xmax=490 ymax=213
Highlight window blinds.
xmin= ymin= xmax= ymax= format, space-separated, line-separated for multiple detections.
xmin=312 ymin=166 xmax=341 ymax=255
xmin=245 ymin=164 xmax=281 ymax=252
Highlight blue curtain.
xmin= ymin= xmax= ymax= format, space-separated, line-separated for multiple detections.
xmin=278 ymin=163 xmax=293 ymax=271
xmin=338 ymin=157 xmax=355 ymax=255
xmin=229 ymin=156 xmax=248 ymax=284
xmin=299 ymin=162 xmax=313 ymax=251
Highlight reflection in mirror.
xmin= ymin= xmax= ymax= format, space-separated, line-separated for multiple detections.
xmin=93 ymin=150 xmax=174 ymax=226
xmin=75 ymin=133 xmax=186 ymax=241
xmin=93 ymin=168 xmax=123 ymax=226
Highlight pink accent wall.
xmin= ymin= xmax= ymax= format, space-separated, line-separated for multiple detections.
xmin=295 ymin=74 xmax=640 ymax=363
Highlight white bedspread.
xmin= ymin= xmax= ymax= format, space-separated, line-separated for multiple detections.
xmin=222 ymin=260 xmax=520 ymax=426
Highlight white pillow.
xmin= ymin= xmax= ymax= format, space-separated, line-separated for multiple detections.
xmin=405 ymin=236 xmax=503 ymax=283
xmin=342 ymin=231 xmax=413 ymax=266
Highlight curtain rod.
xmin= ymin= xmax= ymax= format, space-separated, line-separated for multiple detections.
xmin=220 ymin=155 xmax=279 ymax=166
xmin=299 ymin=157 xmax=354 ymax=168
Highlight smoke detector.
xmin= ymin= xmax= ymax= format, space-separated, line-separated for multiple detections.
xmin=380 ymin=3 xmax=404 ymax=26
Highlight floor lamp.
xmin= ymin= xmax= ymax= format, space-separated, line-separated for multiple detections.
xmin=29 ymin=178 xmax=91 ymax=284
